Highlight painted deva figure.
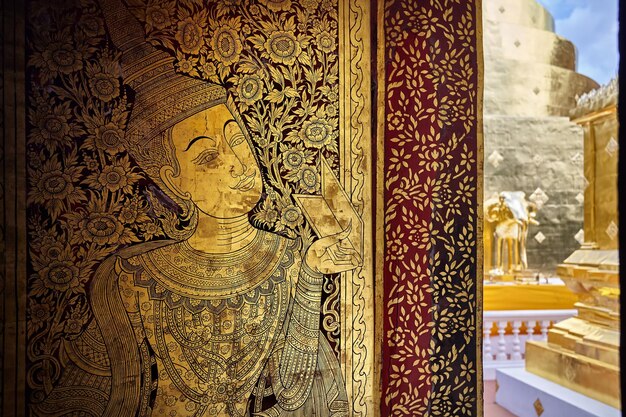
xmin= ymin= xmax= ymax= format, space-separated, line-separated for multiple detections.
xmin=33 ymin=0 xmax=360 ymax=416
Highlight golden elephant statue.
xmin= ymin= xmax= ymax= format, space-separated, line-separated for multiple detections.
xmin=484 ymin=191 xmax=539 ymax=276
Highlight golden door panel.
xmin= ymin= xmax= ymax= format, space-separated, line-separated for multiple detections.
xmin=21 ymin=0 xmax=374 ymax=415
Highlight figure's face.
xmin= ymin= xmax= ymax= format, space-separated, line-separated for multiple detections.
xmin=167 ymin=103 xmax=262 ymax=218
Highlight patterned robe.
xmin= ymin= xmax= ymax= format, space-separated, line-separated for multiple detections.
xmin=32 ymin=234 xmax=347 ymax=416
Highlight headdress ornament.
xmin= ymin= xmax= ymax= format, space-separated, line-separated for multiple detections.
xmin=98 ymin=0 xmax=227 ymax=146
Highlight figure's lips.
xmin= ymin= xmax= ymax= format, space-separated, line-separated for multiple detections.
xmin=230 ymin=172 xmax=257 ymax=192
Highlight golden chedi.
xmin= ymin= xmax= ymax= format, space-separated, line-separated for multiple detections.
xmin=483 ymin=0 xmax=599 ymax=274
xmin=483 ymin=0 xmax=599 ymax=117
xmin=525 ymin=78 xmax=620 ymax=409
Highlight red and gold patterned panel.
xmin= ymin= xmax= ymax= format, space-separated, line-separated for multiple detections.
xmin=380 ymin=1 xmax=482 ymax=415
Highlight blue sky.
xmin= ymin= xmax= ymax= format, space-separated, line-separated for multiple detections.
xmin=537 ymin=0 xmax=619 ymax=86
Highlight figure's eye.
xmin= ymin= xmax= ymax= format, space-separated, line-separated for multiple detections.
xmin=229 ymin=133 xmax=245 ymax=148
xmin=192 ymin=149 xmax=218 ymax=166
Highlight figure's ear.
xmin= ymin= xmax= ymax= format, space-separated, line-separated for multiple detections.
xmin=160 ymin=165 xmax=192 ymax=201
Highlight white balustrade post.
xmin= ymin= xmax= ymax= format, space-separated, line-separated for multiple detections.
xmin=483 ymin=321 xmax=493 ymax=362
xmin=511 ymin=320 xmax=522 ymax=361
xmin=496 ymin=320 xmax=508 ymax=361
xmin=526 ymin=319 xmax=535 ymax=341
xmin=540 ymin=320 xmax=551 ymax=341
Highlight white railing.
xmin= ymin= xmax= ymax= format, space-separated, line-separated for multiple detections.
xmin=483 ymin=309 xmax=577 ymax=380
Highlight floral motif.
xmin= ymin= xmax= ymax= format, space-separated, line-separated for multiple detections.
xmin=28 ymin=157 xmax=86 ymax=220
xmin=83 ymin=154 xmax=99 ymax=171
xmin=210 ymin=20 xmax=243 ymax=66
xmin=319 ymin=0 xmax=334 ymax=11
xmin=176 ymin=53 xmax=200 ymax=77
xmin=301 ymin=0 xmax=321 ymax=11
xmin=315 ymin=30 xmax=336 ymax=54
xmin=27 ymin=25 xmax=84 ymax=83
xmin=28 ymin=102 xmax=81 ymax=151
xmin=141 ymin=221 xmax=164 ymax=240
xmin=119 ymin=196 xmax=150 ymax=225
xmin=236 ymin=74 xmax=264 ymax=106
xmin=252 ymin=198 xmax=280 ymax=229
xmin=282 ymin=146 xmax=314 ymax=172
xmin=298 ymin=165 xmax=320 ymax=193
xmin=38 ymin=260 xmax=81 ymax=292
xmin=387 ymin=110 xmax=405 ymax=131
xmin=89 ymin=72 xmax=120 ymax=102
xmin=386 ymin=328 xmax=405 ymax=347
xmin=63 ymin=316 xmax=83 ymax=334
xmin=257 ymin=208 xmax=279 ymax=226
xmin=216 ymin=0 xmax=242 ymax=15
xmin=42 ymin=40 xmax=83 ymax=75
xmin=65 ymin=198 xmax=138 ymax=246
xmin=387 ymin=228 xmax=409 ymax=261
xmin=325 ymin=103 xmax=337 ymax=117
xmin=40 ymin=241 xmax=66 ymax=263
xmin=86 ymin=59 xmax=121 ymax=102
xmin=386 ymin=13 xmax=408 ymax=47
xmin=78 ymin=14 xmax=105 ymax=38
xmin=145 ymin=2 xmax=174 ymax=30
xmin=259 ymin=0 xmax=292 ymax=12
xmin=199 ymin=56 xmax=218 ymax=80
xmin=176 ymin=17 xmax=206 ymax=55
xmin=88 ymin=156 xmax=142 ymax=193
xmin=80 ymin=212 xmax=125 ymax=245
xmin=297 ymin=117 xmax=336 ymax=149
xmin=320 ymin=84 xmax=339 ymax=102
xmin=29 ymin=301 xmax=52 ymax=328
xmin=278 ymin=204 xmax=304 ymax=230
xmin=264 ymin=30 xmax=302 ymax=65
xmin=85 ymin=121 xmax=126 ymax=155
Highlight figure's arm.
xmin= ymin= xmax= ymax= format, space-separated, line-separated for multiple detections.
xmin=89 ymin=255 xmax=142 ymax=417
xmin=272 ymin=261 xmax=324 ymax=410
xmin=273 ymin=226 xmax=361 ymax=411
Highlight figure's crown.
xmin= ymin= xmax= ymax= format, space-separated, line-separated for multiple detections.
xmin=98 ymin=0 xmax=227 ymax=146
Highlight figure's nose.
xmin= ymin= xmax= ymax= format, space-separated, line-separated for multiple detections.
xmin=230 ymin=162 xmax=246 ymax=178
xmin=221 ymin=138 xmax=245 ymax=177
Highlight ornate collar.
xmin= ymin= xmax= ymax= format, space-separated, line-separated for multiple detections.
xmin=123 ymin=231 xmax=292 ymax=302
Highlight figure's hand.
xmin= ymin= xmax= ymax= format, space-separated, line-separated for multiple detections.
xmin=304 ymin=223 xmax=362 ymax=275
